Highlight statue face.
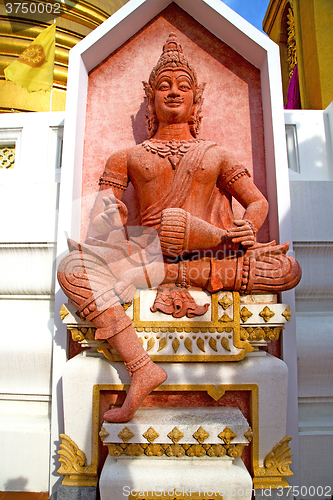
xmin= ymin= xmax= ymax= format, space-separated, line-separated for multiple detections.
xmin=154 ymin=70 xmax=194 ymax=125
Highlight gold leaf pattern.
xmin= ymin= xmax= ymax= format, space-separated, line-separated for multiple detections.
xmin=207 ymin=444 xmax=227 ymax=457
xmin=144 ymin=443 xmax=164 ymax=456
xmin=146 ymin=337 xmax=155 ymax=351
xmin=184 ymin=337 xmax=192 ymax=352
xmin=196 ymin=337 xmax=205 ymax=352
xmin=240 ymin=306 xmax=253 ymax=322
xmin=219 ymin=295 xmax=233 ymax=310
xmin=172 ymin=337 xmax=180 ymax=353
xmin=209 ymin=337 xmax=217 ymax=351
xmin=157 ymin=337 xmax=167 ymax=351
xmin=221 ymin=337 xmax=231 ymax=351
xmin=186 ymin=444 xmax=206 ymax=457
xmin=165 ymin=444 xmax=185 ymax=457
xmin=227 ymin=443 xmax=245 ymax=457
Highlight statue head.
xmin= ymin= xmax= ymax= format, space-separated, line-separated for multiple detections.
xmin=143 ymin=33 xmax=205 ymax=138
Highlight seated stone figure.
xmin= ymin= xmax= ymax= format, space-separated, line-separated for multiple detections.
xmin=58 ymin=33 xmax=301 ymax=423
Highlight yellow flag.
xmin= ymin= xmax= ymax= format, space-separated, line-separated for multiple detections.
xmin=4 ymin=23 xmax=56 ymax=93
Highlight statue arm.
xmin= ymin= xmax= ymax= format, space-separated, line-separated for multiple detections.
xmin=89 ymin=149 xmax=129 ymax=235
xmin=217 ymin=151 xmax=269 ymax=247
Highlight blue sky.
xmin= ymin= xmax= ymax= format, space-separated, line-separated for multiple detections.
xmin=221 ymin=0 xmax=270 ymax=32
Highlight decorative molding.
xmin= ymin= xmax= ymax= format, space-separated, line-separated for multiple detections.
xmin=253 ymin=436 xmax=293 ymax=489
xmin=105 ymin=441 xmax=247 ymax=459
xmin=61 ymin=291 xmax=290 ymax=360
xmin=57 ymin=434 xmax=98 ymax=487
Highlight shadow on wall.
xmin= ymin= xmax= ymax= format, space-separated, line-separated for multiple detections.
xmin=4 ymin=476 xmax=28 ymax=491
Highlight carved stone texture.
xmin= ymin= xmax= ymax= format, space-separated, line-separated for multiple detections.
xmin=57 ymin=32 xmax=301 ymax=423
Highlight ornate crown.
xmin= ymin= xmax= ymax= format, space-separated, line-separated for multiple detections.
xmin=143 ymin=33 xmax=205 ymax=139
xmin=148 ymin=32 xmax=198 ymax=88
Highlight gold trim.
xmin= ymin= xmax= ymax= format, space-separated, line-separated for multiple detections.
xmin=106 ymin=441 xmax=247 ymax=458
xmin=240 ymin=326 xmax=282 ymax=342
xmin=130 ymin=292 xmax=253 ymax=362
xmin=91 ymin=384 xmax=259 ymax=468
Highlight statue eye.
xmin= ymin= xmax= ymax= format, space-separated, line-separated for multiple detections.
xmin=157 ymin=81 xmax=170 ymax=91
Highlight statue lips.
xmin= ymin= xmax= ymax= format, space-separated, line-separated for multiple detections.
xmin=164 ymin=97 xmax=184 ymax=107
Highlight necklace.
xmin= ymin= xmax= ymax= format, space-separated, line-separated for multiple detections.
xmin=142 ymin=139 xmax=201 ymax=169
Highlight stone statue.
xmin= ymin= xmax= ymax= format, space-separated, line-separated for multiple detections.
xmin=58 ymin=33 xmax=301 ymax=423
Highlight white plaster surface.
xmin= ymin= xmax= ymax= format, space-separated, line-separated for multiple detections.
xmin=62 ymin=352 xmax=288 ymax=468
xmin=100 ymin=456 xmax=252 ymax=500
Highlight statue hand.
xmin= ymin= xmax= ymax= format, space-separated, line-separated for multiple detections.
xmin=91 ymin=196 xmax=128 ymax=234
xmin=227 ymin=220 xmax=255 ymax=248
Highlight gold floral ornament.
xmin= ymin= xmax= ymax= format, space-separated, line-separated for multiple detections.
xmin=193 ymin=426 xmax=210 ymax=444
xmin=0 ymin=147 xmax=15 ymax=169
xmin=58 ymin=434 xmax=86 ymax=475
xmin=59 ymin=304 xmax=69 ymax=320
xmin=219 ymin=313 xmax=232 ymax=322
xmin=240 ymin=306 xmax=253 ymax=323
xmin=99 ymin=426 xmax=109 ymax=442
xmin=143 ymin=427 xmax=159 ymax=443
xmin=118 ymin=427 xmax=134 ymax=443
xmin=264 ymin=436 xmax=293 ymax=475
xmin=167 ymin=427 xmax=184 ymax=444
xmin=259 ymin=306 xmax=275 ymax=322
xmin=282 ymin=306 xmax=292 ymax=322
xmin=244 ymin=427 xmax=253 ymax=442
xmin=219 ymin=295 xmax=233 ymax=310
xmin=218 ymin=427 xmax=237 ymax=445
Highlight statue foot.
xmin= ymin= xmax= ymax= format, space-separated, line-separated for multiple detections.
xmin=114 ymin=262 xmax=165 ymax=302
xmin=103 ymin=361 xmax=167 ymax=423
xmin=242 ymin=241 xmax=302 ymax=293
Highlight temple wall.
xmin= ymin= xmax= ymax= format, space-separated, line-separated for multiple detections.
xmin=286 ymin=103 xmax=333 ymax=494
xmin=0 ymin=111 xmax=64 ymax=491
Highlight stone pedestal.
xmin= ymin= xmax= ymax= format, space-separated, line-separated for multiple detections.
xmin=100 ymin=456 xmax=252 ymax=500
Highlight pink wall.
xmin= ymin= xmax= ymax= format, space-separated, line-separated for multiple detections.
xmin=81 ymin=4 xmax=268 ymax=242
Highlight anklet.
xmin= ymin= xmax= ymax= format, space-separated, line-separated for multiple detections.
xmin=125 ymin=353 xmax=150 ymax=377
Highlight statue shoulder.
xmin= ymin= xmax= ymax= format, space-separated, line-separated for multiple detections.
xmin=104 ymin=147 xmax=129 ymax=173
